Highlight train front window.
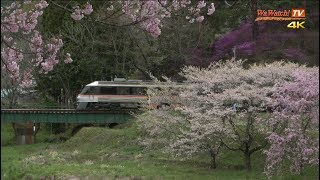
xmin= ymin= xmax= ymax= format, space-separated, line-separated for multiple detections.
xmin=80 ymin=87 xmax=90 ymax=94
xmin=81 ymin=87 xmax=100 ymax=95
xmin=85 ymin=87 xmax=100 ymax=94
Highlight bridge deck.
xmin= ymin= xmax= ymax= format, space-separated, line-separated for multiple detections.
xmin=1 ymin=109 xmax=139 ymax=123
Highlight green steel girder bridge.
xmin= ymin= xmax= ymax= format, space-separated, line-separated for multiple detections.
xmin=1 ymin=109 xmax=140 ymax=144
xmin=1 ymin=109 xmax=138 ymax=123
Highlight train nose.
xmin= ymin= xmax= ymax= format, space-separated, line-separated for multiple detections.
xmin=76 ymin=95 xmax=83 ymax=102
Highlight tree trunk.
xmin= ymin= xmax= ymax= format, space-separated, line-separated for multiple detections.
xmin=244 ymin=153 xmax=252 ymax=171
xmin=209 ymin=149 xmax=217 ymax=169
xmin=298 ymin=147 xmax=304 ymax=174
xmin=299 ymin=160 xmax=303 ymax=174
xmin=9 ymin=88 xmax=18 ymax=108
xmin=211 ymin=154 xmax=217 ymax=169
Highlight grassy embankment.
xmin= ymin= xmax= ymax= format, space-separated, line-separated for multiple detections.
xmin=1 ymin=121 xmax=318 ymax=179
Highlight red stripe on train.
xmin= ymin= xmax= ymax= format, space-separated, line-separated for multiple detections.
xmin=78 ymin=95 xmax=148 ymax=98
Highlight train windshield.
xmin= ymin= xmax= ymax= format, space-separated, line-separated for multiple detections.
xmin=80 ymin=86 xmax=147 ymax=95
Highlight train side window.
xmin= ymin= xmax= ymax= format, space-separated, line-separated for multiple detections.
xmin=100 ymin=87 xmax=116 ymax=95
xmin=116 ymin=87 xmax=130 ymax=95
xmin=131 ymin=87 xmax=147 ymax=95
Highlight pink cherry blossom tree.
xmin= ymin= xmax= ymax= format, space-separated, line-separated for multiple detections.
xmin=1 ymin=0 xmax=71 ymax=107
xmin=265 ymin=68 xmax=319 ymax=177
xmin=88 ymin=0 xmax=215 ymax=37
xmin=1 ymin=0 xmax=73 ymax=90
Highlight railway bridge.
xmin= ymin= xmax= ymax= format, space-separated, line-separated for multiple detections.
xmin=1 ymin=109 xmax=138 ymax=145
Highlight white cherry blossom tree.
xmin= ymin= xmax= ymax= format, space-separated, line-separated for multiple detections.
xmin=137 ymin=59 xmax=311 ymax=171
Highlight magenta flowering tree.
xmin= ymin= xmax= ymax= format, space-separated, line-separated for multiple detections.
xmin=210 ymin=11 xmax=319 ymax=65
xmin=265 ymin=68 xmax=319 ymax=177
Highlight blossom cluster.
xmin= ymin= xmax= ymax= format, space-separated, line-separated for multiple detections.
xmin=103 ymin=0 xmax=215 ymax=37
xmin=1 ymin=45 xmax=23 ymax=80
xmin=1 ymin=0 xmax=48 ymax=34
xmin=71 ymin=2 xmax=93 ymax=21
xmin=1 ymin=1 xmax=72 ymax=88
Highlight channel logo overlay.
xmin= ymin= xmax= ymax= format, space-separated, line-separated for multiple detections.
xmin=255 ymin=8 xmax=306 ymax=28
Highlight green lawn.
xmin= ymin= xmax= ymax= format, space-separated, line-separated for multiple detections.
xmin=1 ymin=122 xmax=318 ymax=180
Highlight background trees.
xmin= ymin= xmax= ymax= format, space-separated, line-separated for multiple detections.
xmin=1 ymin=0 xmax=217 ymax=108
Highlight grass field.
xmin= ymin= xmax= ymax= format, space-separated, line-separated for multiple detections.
xmin=1 ymin=122 xmax=318 ymax=180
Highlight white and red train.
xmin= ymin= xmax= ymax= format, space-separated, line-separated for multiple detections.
xmin=76 ymin=79 xmax=187 ymax=110
xmin=76 ymin=80 xmax=151 ymax=110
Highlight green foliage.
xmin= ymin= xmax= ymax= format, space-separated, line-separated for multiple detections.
xmin=1 ymin=123 xmax=15 ymax=146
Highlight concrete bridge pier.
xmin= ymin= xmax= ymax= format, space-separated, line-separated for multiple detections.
xmin=12 ymin=122 xmax=40 ymax=145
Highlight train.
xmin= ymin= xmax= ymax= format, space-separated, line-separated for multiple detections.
xmin=76 ymin=79 xmax=186 ymax=110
